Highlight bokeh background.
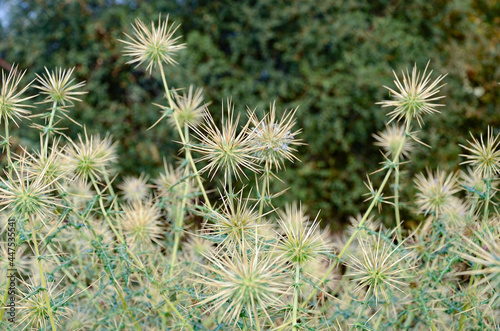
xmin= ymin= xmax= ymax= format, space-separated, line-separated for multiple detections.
xmin=0 ymin=0 xmax=499 ymax=230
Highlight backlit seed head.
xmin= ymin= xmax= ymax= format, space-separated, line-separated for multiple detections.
xmin=63 ymin=178 xmax=93 ymax=210
xmin=119 ymin=199 xmax=163 ymax=248
xmin=0 ymin=154 xmax=61 ymax=219
xmin=26 ymin=137 xmax=71 ymax=190
xmin=377 ymin=62 xmax=446 ymax=127
xmin=205 ymin=190 xmax=260 ymax=249
xmin=248 ymin=102 xmax=302 ymax=170
xmin=373 ymin=124 xmax=415 ymax=159
xmin=346 ymin=232 xmax=413 ymax=303
xmin=456 ymin=227 xmax=500 ymax=298
xmin=276 ymin=203 xmax=329 ymax=266
xmin=460 ymin=127 xmax=500 ymax=178
xmin=119 ymin=14 xmax=186 ymax=74
xmin=414 ymin=169 xmax=459 ymax=217
xmin=0 ymin=64 xmax=35 ymax=126
xmin=195 ymin=246 xmax=288 ymax=326
xmin=345 ymin=214 xmax=381 ymax=239
xmin=17 ymin=278 xmax=69 ymax=330
xmin=170 ymin=85 xmax=208 ymax=128
xmin=34 ymin=67 xmax=86 ymax=105
xmin=118 ymin=173 xmax=151 ymax=203
xmin=64 ymin=128 xmax=117 ymax=181
xmin=191 ymin=99 xmax=261 ymax=182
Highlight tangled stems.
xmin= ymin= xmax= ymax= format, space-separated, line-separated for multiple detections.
xmin=158 ymin=62 xmax=212 ymax=210
xmin=29 ymin=217 xmax=57 ymax=331
xmin=89 ymin=174 xmax=193 ymax=330
xmin=169 ymin=128 xmax=190 ymax=277
xmin=302 ymin=118 xmax=413 ymax=308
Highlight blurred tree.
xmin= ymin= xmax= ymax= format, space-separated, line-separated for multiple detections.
xmin=1 ymin=0 xmax=499 ymax=229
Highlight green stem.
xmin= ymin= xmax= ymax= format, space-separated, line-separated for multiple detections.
xmin=29 ymin=217 xmax=57 ymax=331
xmin=292 ymin=264 xmax=301 ymax=329
xmin=257 ymin=161 xmax=269 ymax=224
xmin=4 ymin=119 xmax=12 ymax=175
xmin=158 ymin=63 xmax=212 ymax=209
xmin=44 ymin=101 xmax=58 ymax=155
xmin=482 ymin=178 xmax=491 ymax=224
xmin=302 ymin=118 xmax=412 ymax=308
xmin=394 ymin=157 xmax=402 ymax=241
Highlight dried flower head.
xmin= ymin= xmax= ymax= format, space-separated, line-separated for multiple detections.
xmin=373 ymin=124 xmax=415 ymax=159
xmin=120 ymin=14 xmax=186 ymax=73
xmin=17 ymin=278 xmax=70 ymax=330
xmin=456 ymin=227 xmax=500 ymax=298
xmin=170 ymin=85 xmax=208 ymax=128
xmin=0 ymin=153 xmax=61 ymax=219
xmin=118 ymin=173 xmax=151 ymax=203
xmin=205 ymin=190 xmax=260 ymax=249
xmin=0 ymin=64 xmax=35 ymax=125
xmin=119 ymin=199 xmax=163 ymax=248
xmin=276 ymin=203 xmax=329 ymax=265
xmin=460 ymin=127 xmax=500 ymax=178
xmin=346 ymin=231 xmax=412 ymax=303
xmin=34 ymin=67 xmax=86 ymax=105
xmin=248 ymin=102 xmax=302 ymax=170
xmin=377 ymin=62 xmax=446 ymax=127
xmin=196 ymin=246 xmax=288 ymax=326
xmin=64 ymin=128 xmax=117 ymax=181
xmin=191 ymin=100 xmax=260 ymax=182
xmin=26 ymin=137 xmax=70 ymax=190
xmin=414 ymin=169 xmax=460 ymax=217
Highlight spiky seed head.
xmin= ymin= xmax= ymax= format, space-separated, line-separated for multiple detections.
xmin=276 ymin=203 xmax=329 ymax=266
xmin=34 ymin=67 xmax=86 ymax=105
xmin=119 ymin=14 xmax=186 ymax=74
xmin=346 ymin=231 xmax=413 ymax=303
xmin=119 ymin=199 xmax=163 ymax=248
xmin=170 ymin=85 xmax=208 ymax=128
xmin=190 ymin=99 xmax=261 ymax=182
xmin=456 ymin=227 xmax=500 ymax=298
xmin=64 ymin=128 xmax=117 ymax=181
xmin=0 ymin=64 xmax=35 ymax=125
xmin=195 ymin=246 xmax=288 ymax=326
xmin=0 ymin=153 xmax=62 ymax=219
xmin=414 ymin=169 xmax=459 ymax=217
xmin=0 ymin=245 xmax=32 ymax=276
xmin=377 ymin=62 xmax=446 ymax=127
xmin=25 ymin=137 xmax=71 ymax=190
xmin=154 ymin=161 xmax=189 ymax=199
xmin=118 ymin=173 xmax=151 ymax=202
xmin=63 ymin=178 xmax=93 ymax=210
xmin=460 ymin=127 xmax=500 ymax=178
xmin=248 ymin=102 xmax=302 ymax=170
xmin=205 ymin=190 xmax=260 ymax=249
xmin=184 ymin=234 xmax=214 ymax=262
xmin=373 ymin=124 xmax=415 ymax=159
xmin=345 ymin=214 xmax=381 ymax=239
xmin=17 ymin=278 xmax=69 ymax=330
xmin=460 ymin=167 xmax=488 ymax=196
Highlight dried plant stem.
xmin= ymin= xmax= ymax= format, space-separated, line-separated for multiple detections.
xmin=302 ymin=118 xmax=413 ymax=308
xmin=29 ymin=217 xmax=57 ymax=331
xmin=292 ymin=264 xmax=301 ymax=329
xmin=158 ymin=63 xmax=212 ymax=210
xmin=253 ymin=304 xmax=261 ymax=331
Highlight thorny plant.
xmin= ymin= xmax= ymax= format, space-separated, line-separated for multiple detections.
xmin=0 ymin=14 xmax=499 ymax=331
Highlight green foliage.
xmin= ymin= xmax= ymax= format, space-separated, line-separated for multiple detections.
xmin=1 ymin=0 xmax=499 ymax=227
